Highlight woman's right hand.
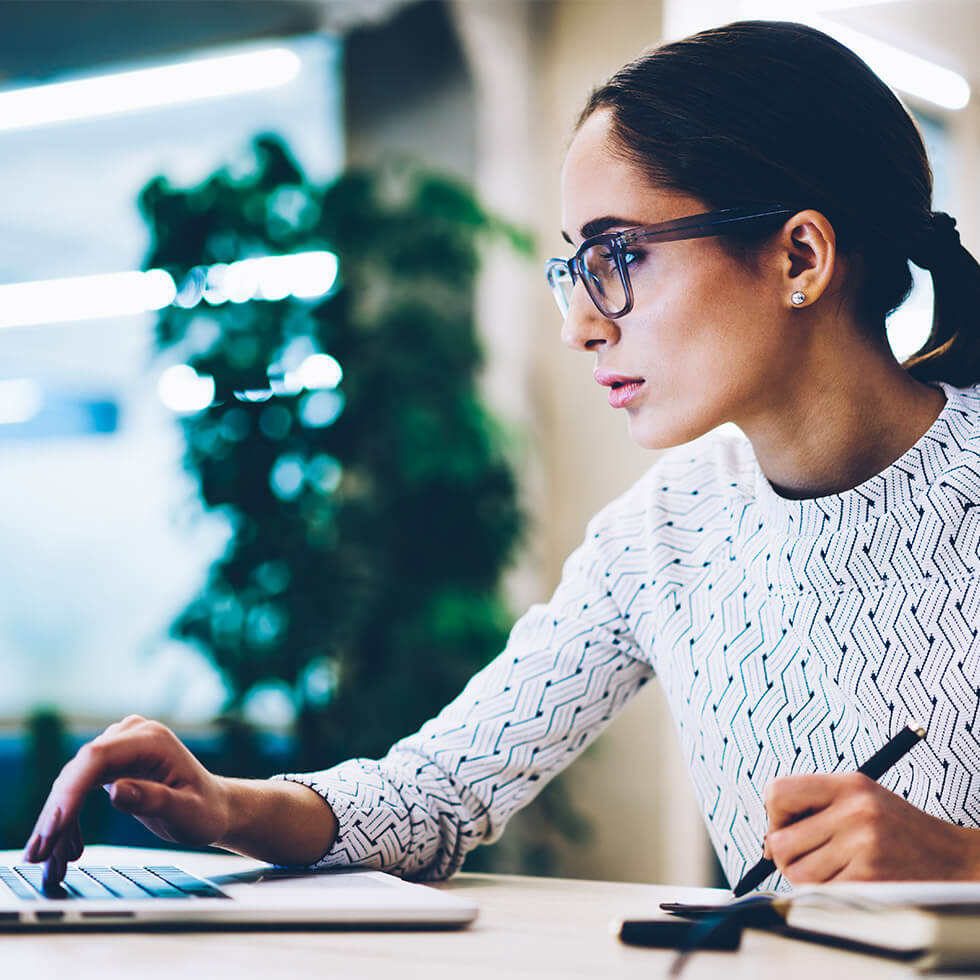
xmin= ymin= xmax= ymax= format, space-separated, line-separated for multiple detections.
xmin=23 ymin=715 xmax=233 ymax=890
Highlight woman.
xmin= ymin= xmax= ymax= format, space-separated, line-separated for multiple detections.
xmin=25 ymin=19 xmax=980 ymax=891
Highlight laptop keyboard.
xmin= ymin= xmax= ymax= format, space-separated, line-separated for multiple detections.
xmin=0 ymin=865 xmax=229 ymax=900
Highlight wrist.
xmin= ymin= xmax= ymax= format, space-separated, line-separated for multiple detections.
xmin=212 ymin=774 xmax=246 ymax=849
xmin=213 ymin=776 xmax=338 ymax=867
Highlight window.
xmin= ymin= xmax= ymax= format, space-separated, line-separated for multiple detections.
xmin=0 ymin=36 xmax=342 ymax=726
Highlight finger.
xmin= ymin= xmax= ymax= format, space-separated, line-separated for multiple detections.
xmin=780 ymin=838 xmax=849 ymax=886
xmin=26 ymin=804 xmax=65 ymax=863
xmin=764 ymin=773 xmax=856 ymax=830
xmin=23 ymin=830 xmax=42 ymax=863
xmin=766 ymin=805 xmax=837 ymax=873
xmin=32 ymin=727 xmax=175 ymax=846
xmin=116 ymin=715 xmax=148 ymax=732
xmin=35 ymin=819 xmax=82 ymax=865
xmin=107 ymin=779 xmax=177 ymax=818
xmin=42 ymin=852 xmax=68 ymax=894
xmin=66 ymin=818 xmax=84 ymax=862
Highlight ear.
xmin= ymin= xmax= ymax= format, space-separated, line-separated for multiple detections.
xmin=776 ymin=210 xmax=837 ymax=310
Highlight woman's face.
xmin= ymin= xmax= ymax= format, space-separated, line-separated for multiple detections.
xmin=560 ymin=110 xmax=796 ymax=450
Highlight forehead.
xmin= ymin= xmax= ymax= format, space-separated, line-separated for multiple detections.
xmin=561 ymin=109 xmax=696 ymax=241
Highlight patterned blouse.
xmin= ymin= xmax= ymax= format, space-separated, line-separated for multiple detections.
xmin=279 ymin=380 xmax=980 ymax=888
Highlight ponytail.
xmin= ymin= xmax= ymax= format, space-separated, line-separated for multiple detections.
xmin=903 ymin=213 xmax=980 ymax=386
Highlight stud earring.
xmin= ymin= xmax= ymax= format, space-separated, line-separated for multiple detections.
xmin=791 ymin=291 xmax=806 ymax=306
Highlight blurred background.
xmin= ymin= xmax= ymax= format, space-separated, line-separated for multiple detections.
xmin=0 ymin=0 xmax=976 ymax=886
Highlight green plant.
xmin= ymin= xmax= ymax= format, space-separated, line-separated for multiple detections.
xmin=141 ymin=137 xmax=526 ymax=770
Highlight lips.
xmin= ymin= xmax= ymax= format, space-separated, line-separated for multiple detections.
xmin=594 ymin=370 xmax=646 ymax=409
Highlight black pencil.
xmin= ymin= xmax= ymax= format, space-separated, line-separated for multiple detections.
xmin=731 ymin=720 xmax=927 ymax=897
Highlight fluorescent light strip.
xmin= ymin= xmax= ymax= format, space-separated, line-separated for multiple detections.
xmin=0 ymin=47 xmax=301 ymax=133
xmin=813 ymin=16 xmax=970 ymax=110
xmin=740 ymin=3 xmax=970 ymax=110
xmin=0 ymin=270 xmax=177 ymax=329
xmin=0 ymin=252 xmax=339 ymax=330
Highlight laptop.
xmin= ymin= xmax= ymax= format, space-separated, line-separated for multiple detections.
xmin=0 ymin=845 xmax=478 ymax=930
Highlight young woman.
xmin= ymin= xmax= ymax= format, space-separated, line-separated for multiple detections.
xmin=25 ymin=19 xmax=980 ymax=891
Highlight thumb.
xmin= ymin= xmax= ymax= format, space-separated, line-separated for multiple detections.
xmin=106 ymin=778 xmax=176 ymax=817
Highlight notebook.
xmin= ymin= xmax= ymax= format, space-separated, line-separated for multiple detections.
xmin=661 ymin=881 xmax=980 ymax=970
xmin=0 ymin=846 xmax=477 ymax=931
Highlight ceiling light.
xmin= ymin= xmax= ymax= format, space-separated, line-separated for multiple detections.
xmin=818 ymin=18 xmax=970 ymax=110
xmin=0 ymin=47 xmax=301 ymax=133
xmin=0 ymin=270 xmax=177 ymax=329
xmin=740 ymin=3 xmax=970 ymax=110
xmin=0 ymin=252 xmax=338 ymax=330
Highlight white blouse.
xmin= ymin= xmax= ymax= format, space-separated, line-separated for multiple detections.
xmin=280 ymin=380 xmax=980 ymax=888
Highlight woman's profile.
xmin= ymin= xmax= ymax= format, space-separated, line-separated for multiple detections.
xmin=25 ymin=19 xmax=980 ymax=891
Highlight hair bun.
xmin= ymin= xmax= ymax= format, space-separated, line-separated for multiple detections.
xmin=910 ymin=211 xmax=961 ymax=270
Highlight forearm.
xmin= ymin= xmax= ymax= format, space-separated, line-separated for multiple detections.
xmin=215 ymin=777 xmax=338 ymax=867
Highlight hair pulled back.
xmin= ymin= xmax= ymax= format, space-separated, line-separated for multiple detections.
xmin=580 ymin=20 xmax=980 ymax=386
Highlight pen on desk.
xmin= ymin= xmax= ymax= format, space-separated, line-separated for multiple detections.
xmin=731 ymin=719 xmax=928 ymax=898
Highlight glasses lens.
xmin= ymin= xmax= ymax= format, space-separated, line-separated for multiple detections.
xmin=545 ymin=261 xmax=574 ymax=317
xmin=581 ymin=242 xmax=627 ymax=316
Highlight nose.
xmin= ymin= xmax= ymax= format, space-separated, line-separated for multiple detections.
xmin=560 ymin=287 xmax=619 ymax=352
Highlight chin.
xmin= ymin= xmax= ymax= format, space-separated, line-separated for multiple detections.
xmin=626 ymin=411 xmax=715 ymax=452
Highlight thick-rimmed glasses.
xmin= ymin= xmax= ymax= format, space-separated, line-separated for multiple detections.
xmin=544 ymin=205 xmax=795 ymax=319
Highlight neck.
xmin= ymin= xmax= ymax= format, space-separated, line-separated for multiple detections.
xmin=737 ymin=338 xmax=947 ymax=500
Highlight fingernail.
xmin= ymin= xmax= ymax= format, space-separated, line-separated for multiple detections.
xmin=125 ymin=785 xmax=142 ymax=805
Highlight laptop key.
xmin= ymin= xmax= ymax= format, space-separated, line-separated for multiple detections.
xmin=81 ymin=867 xmax=155 ymax=899
xmin=0 ymin=867 xmax=37 ymax=901
xmin=64 ymin=868 xmax=117 ymax=900
xmin=146 ymin=866 xmax=229 ymax=898
xmin=13 ymin=866 xmax=69 ymax=898
xmin=112 ymin=867 xmax=188 ymax=899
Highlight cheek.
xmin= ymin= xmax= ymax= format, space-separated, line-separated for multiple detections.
xmin=620 ymin=282 xmax=779 ymax=448
xmin=651 ymin=263 xmax=776 ymax=377
xmin=628 ymin=271 xmax=745 ymax=376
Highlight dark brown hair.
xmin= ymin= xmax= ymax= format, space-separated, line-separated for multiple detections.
xmin=579 ymin=20 xmax=980 ymax=386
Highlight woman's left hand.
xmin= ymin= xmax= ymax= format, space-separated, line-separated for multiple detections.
xmin=763 ymin=772 xmax=980 ymax=883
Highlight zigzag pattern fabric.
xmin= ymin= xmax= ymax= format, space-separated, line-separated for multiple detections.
xmin=280 ymin=381 xmax=980 ymax=888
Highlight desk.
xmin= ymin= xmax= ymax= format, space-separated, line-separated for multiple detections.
xmin=1 ymin=846 xmax=971 ymax=978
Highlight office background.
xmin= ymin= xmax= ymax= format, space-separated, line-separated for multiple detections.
xmin=0 ymin=0 xmax=976 ymax=887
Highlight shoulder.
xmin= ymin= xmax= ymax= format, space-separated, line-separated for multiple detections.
xmin=940 ymin=381 xmax=980 ymax=448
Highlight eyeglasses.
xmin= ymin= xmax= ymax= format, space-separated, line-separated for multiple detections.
xmin=544 ymin=205 xmax=796 ymax=319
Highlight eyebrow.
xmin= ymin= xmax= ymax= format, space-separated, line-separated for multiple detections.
xmin=561 ymin=214 xmax=638 ymax=246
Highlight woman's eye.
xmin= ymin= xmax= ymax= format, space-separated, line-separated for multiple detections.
xmin=623 ymin=250 xmax=644 ymax=266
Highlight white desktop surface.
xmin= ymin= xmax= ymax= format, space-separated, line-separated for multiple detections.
xmin=1 ymin=845 xmax=970 ymax=978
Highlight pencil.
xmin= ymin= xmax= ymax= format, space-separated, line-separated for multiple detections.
xmin=731 ymin=719 xmax=927 ymax=897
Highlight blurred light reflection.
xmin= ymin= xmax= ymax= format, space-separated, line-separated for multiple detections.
xmin=0 ymin=252 xmax=338 ymax=331
xmin=0 ymin=378 xmax=43 ymax=424
xmin=0 ymin=47 xmax=301 ymax=133
xmin=0 ymin=269 xmax=176 ymax=329
xmin=157 ymin=364 xmax=216 ymax=414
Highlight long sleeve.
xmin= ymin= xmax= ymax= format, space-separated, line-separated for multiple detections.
xmin=275 ymin=509 xmax=655 ymax=881
xmin=278 ymin=382 xmax=980 ymax=887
